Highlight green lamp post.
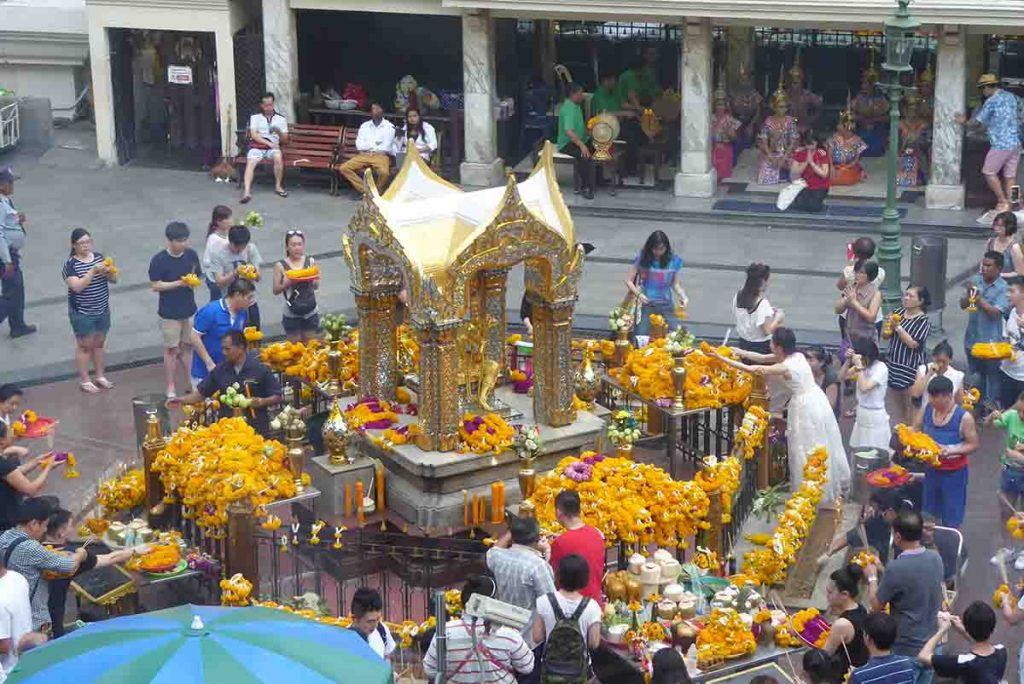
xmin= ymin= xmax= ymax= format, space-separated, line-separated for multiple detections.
xmin=878 ymin=0 xmax=920 ymax=313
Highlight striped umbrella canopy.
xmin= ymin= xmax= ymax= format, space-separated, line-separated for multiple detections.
xmin=9 ymin=604 xmax=394 ymax=683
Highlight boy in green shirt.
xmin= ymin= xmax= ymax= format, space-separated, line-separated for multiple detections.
xmin=989 ymin=396 xmax=1024 ymax=568
xmin=556 ymin=83 xmax=595 ymax=199
xmin=590 ymin=73 xmax=624 ymax=115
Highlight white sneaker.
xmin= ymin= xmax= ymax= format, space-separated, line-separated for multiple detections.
xmin=1013 ymin=551 xmax=1024 ymax=572
xmin=991 ymin=547 xmax=1012 ymax=566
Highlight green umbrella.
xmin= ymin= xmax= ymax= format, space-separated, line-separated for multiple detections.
xmin=9 ymin=604 xmax=394 ymax=683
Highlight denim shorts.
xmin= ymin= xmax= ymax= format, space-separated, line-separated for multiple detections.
xmin=1001 ymin=467 xmax=1024 ymax=498
xmin=69 ymin=308 xmax=110 ymax=338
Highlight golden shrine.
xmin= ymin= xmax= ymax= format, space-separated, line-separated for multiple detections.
xmin=343 ymin=142 xmax=585 ymax=452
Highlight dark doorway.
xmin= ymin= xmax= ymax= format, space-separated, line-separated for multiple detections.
xmin=108 ymin=28 xmax=221 ymax=169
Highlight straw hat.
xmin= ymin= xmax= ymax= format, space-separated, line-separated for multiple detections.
xmin=978 ymin=73 xmax=999 ymax=88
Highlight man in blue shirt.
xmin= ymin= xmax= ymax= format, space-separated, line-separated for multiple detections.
xmin=849 ymin=612 xmax=915 ymax=684
xmin=957 ymin=74 xmax=1022 ymax=217
xmin=189 ymin=278 xmax=255 ymax=387
xmin=961 ymin=251 xmax=1011 ymax=410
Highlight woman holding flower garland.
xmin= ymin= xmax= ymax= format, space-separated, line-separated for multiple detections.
xmin=203 ymin=205 xmax=233 ymax=301
xmin=624 ymin=231 xmax=687 ymax=337
xmin=62 ymin=228 xmax=117 ymax=393
xmin=842 ymin=338 xmax=892 ymax=457
xmin=271 ymin=230 xmax=319 ymax=341
xmin=713 ymin=327 xmax=850 ymax=502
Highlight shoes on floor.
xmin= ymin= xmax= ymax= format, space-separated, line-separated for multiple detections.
xmin=10 ymin=325 xmax=36 ymax=338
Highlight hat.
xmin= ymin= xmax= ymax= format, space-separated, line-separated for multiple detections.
xmin=978 ymin=73 xmax=999 ymax=88
xmin=0 ymin=167 xmax=14 ymax=184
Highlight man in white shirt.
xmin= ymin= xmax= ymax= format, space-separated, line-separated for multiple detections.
xmin=241 ymin=92 xmax=290 ymax=204
xmin=337 ymin=103 xmax=395 ymax=196
xmin=0 ymin=558 xmax=44 ymax=678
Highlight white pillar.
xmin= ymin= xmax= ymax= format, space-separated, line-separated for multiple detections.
xmin=460 ymin=10 xmax=504 ymax=187
xmin=87 ymin=18 xmax=116 ymax=165
xmin=214 ymin=20 xmax=239 ymax=157
xmin=263 ymin=0 xmax=298 ymax=121
xmin=926 ymin=25 xmax=966 ymax=210
xmin=674 ymin=18 xmax=716 ymax=197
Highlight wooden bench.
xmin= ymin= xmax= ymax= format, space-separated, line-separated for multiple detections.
xmin=234 ymin=123 xmax=344 ymax=194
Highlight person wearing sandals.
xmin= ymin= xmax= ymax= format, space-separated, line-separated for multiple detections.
xmin=272 ymin=230 xmax=319 ymax=342
xmin=202 ymin=205 xmax=232 ymax=301
xmin=240 ymin=92 xmax=289 ymax=204
xmin=62 ymin=228 xmax=116 ymax=394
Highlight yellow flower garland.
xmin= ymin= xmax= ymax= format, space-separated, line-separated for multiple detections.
xmin=695 ymin=457 xmax=742 ymax=524
xmin=734 ymin=405 xmax=769 ymax=461
xmin=530 ymin=453 xmax=710 ymax=548
xmin=458 ymin=413 xmax=515 ymax=455
xmin=742 ymin=446 xmax=829 ymax=586
xmin=153 ymin=418 xmax=296 ymax=531
xmin=971 ymin=342 xmax=1014 ymax=360
xmin=895 ymin=423 xmax=942 ymax=467
xmin=97 ymin=468 xmax=146 ymax=513
xmin=696 ymin=608 xmax=757 ymax=667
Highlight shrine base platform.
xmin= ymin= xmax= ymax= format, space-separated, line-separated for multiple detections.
xmin=354 ymin=386 xmax=606 ymax=534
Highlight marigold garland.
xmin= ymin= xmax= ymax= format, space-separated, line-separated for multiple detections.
xmin=791 ymin=607 xmax=830 ymax=648
xmin=971 ymin=342 xmax=1014 ymax=360
xmin=742 ymin=446 xmax=829 ymax=586
xmin=97 ymin=468 xmax=146 ymax=513
xmin=734 ymin=405 xmax=769 ymax=461
xmin=895 ymin=423 xmax=942 ymax=467
xmin=851 ymin=550 xmax=880 ymax=568
xmin=344 ymin=398 xmax=399 ymax=431
xmin=530 ymin=452 xmax=710 ymax=548
xmin=220 ymin=573 xmax=253 ymax=606
xmin=696 ymin=608 xmax=757 ymax=667
xmin=458 ymin=413 xmax=515 ymax=455
xmin=153 ymin=418 xmax=296 ymax=531
xmin=994 ymin=583 xmax=1012 ymax=609
xmin=1009 ymin=517 xmax=1024 ymax=540
xmin=695 ymin=456 xmax=742 ymax=524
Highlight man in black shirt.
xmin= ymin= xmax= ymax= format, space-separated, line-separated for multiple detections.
xmin=149 ymin=222 xmax=202 ymax=399
xmin=918 ymin=601 xmax=1007 ymax=684
xmin=169 ymin=330 xmax=281 ymax=434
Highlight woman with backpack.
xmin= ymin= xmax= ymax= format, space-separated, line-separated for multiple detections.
xmin=533 ymin=554 xmax=601 ymax=683
xmin=271 ymin=230 xmax=319 ymax=341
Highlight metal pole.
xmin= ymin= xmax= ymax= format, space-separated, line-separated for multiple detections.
xmin=878 ymin=66 xmax=904 ymax=315
xmin=432 ymin=589 xmax=448 ymax=684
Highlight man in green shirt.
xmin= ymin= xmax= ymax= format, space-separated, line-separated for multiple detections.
xmin=617 ymin=46 xmax=661 ymax=109
xmin=556 ymin=83 xmax=595 ymax=199
xmin=590 ymin=73 xmax=625 ymax=115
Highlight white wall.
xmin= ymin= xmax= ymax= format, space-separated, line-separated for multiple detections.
xmin=0 ymin=65 xmax=80 ymax=112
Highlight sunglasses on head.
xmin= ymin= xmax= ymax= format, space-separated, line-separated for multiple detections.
xmin=286 ymin=230 xmax=304 ymax=237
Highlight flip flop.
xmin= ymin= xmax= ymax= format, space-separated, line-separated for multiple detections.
xmin=276 ymin=190 xmax=289 ymax=198
xmin=240 ymin=195 xmax=252 ymax=204
xmin=95 ymin=376 xmax=115 ymax=389
xmin=80 ymin=381 xmax=100 ymax=394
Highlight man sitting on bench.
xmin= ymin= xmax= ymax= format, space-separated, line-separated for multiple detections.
xmin=336 ymin=103 xmax=395 ymax=197
xmin=241 ymin=92 xmax=289 ymax=204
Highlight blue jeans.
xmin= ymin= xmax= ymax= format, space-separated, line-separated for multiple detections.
xmin=635 ymin=301 xmax=678 ymax=337
xmin=966 ymin=352 xmax=1003 ymax=409
xmin=1002 ymin=467 xmax=1024 ymax=498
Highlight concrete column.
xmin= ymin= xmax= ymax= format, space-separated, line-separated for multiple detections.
xmin=214 ymin=20 xmax=238 ymax=157
xmin=674 ymin=18 xmax=716 ymax=197
xmin=725 ymin=26 xmax=755 ymax=94
xmin=926 ymin=26 xmax=966 ymax=210
xmin=263 ymin=0 xmax=299 ymax=121
xmin=87 ymin=21 xmax=117 ymax=165
xmin=460 ymin=10 xmax=504 ymax=187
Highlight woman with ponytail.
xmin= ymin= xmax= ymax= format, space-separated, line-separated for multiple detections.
xmin=822 ymin=563 xmax=870 ymax=680
xmin=202 ymin=205 xmax=233 ymax=301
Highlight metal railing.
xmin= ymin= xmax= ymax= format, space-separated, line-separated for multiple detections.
xmin=0 ymin=102 xmax=19 ymax=150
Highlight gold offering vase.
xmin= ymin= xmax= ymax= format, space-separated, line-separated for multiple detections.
xmin=616 ymin=443 xmax=634 ymax=460
xmin=518 ymin=456 xmax=537 ymax=502
xmin=613 ymin=329 xmax=631 ymax=367
xmin=573 ymin=352 xmax=601 ymax=410
xmin=650 ymin=320 xmax=668 ymax=340
xmin=285 ymin=425 xmax=307 ymax=492
xmin=322 ymin=399 xmax=352 ymax=465
xmin=592 ymin=139 xmax=614 ymax=162
xmin=325 ymin=349 xmax=343 ymax=398
xmin=671 ymin=353 xmax=686 ymax=410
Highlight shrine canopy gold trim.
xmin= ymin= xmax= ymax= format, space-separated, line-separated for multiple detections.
xmin=367 ymin=141 xmax=574 ymax=282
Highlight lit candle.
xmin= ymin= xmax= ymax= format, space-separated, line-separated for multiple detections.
xmin=463 ymin=489 xmax=469 ymax=528
xmin=356 ymin=481 xmax=364 ymax=525
xmin=344 ymin=484 xmax=352 ymax=518
xmin=376 ymin=464 xmax=386 ymax=512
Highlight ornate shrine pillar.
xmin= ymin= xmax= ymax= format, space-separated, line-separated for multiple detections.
xmin=478 ymin=269 xmax=509 ymax=369
xmin=355 ymin=286 xmax=400 ymax=401
xmin=674 ymin=18 xmax=717 ymax=198
xmin=531 ymin=298 xmax=575 ymax=427
xmin=926 ymin=26 xmax=966 ymax=210
xmin=262 ymin=0 xmax=299 ymax=121
xmin=415 ymin=322 xmax=461 ymax=452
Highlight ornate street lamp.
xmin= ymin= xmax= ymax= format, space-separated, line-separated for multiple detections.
xmin=878 ymin=0 xmax=920 ymax=313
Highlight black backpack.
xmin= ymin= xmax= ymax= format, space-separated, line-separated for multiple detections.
xmin=540 ymin=593 xmax=591 ymax=684
xmin=280 ymin=258 xmax=316 ymax=316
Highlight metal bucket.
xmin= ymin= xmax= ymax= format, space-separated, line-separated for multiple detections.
xmin=852 ymin=447 xmax=891 ymax=504
xmin=132 ymin=394 xmax=171 ymax=456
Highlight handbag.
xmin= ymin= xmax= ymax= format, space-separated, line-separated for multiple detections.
xmin=776 ymin=178 xmax=807 ymax=211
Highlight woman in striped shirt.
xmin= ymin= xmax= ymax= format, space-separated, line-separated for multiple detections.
xmin=884 ymin=285 xmax=931 ymax=426
xmin=62 ymin=228 xmax=117 ymax=393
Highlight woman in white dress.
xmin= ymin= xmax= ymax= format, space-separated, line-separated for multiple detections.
xmin=713 ymin=327 xmax=850 ymax=502
xmin=841 ymin=338 xmax=891 ymax=456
